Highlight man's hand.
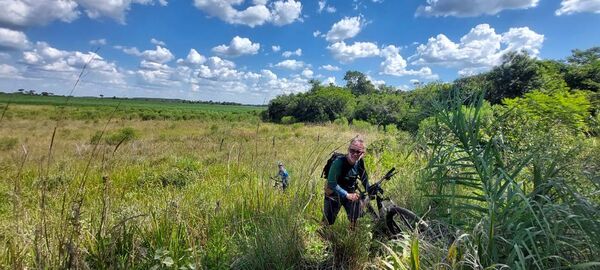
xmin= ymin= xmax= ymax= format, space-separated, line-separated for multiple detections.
xmin=346 ymin=193 xmax=360 ymax=201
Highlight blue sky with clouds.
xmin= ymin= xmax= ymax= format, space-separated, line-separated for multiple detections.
xmin=0 ymin=0 xmax=599 ymax=104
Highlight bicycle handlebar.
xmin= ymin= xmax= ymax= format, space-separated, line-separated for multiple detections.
xmin=373 ymin=167 xmax=397 ymax=187
xmin=361 ymin=167 xmax=397 ymax=196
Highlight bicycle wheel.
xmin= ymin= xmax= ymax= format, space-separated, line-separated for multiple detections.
xmin=385 ymin=206 xmax=425 ymax=236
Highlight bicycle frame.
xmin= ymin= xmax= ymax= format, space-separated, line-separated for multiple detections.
xmin=355 ymin=168 xmax=432 ymax=239
xmin=359 ymin=168 xmax=398 ymax=221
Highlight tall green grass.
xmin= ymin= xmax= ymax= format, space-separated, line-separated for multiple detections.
xmin=0 ymin=106 xmax=425 ymax=269
xmin=419 ymin=91 xmax=600 ymax=268
xmin=4 ymin=89 xmax=596 ymax=269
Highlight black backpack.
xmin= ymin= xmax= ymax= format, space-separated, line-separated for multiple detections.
xmin=321 ymin=152 xmax=345 ymax=179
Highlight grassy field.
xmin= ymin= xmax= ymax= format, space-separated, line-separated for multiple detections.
xmin=0 ymin=100 xmax=428 ymax=269
xmin=2 ymin=95 xmax=599 ymax=269
xmin=0 ymin=93 xmax=264 ymax=121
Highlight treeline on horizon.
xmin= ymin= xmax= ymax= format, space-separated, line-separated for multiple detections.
xmin=0 ymin=91 xmax=264 ymax=122
xmin=0 ymin=91 xmax=262 ymax=107
xmin=264 ymin=47 xmax=600 ymax=135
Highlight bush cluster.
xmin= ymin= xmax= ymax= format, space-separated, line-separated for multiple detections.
xmin=266 ymin=48 xmax=600 ymax=137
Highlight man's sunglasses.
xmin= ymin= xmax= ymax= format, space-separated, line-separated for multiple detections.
xmin=349 ymin=148 xmax=365 ymax=155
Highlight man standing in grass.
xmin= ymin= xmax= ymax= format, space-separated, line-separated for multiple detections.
xmin=323 ymin=137 xmax=369 ymax=226
xmin=277 ymin=161 xmax=290 ymax=190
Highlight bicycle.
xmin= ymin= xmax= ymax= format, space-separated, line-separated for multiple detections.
xmin=358 ymin=168 xmax=429 ymax=238
xmin=270 ymin=176 xmax=287 ymax=191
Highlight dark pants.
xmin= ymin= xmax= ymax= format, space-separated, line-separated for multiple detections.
xmin=323 ymin=195 xmax=360 ymax=225
xmin=282 ymin=177 xmax=288 ymax=190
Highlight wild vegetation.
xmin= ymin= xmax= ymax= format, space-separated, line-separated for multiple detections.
xmin=0 ymin=47 xmax=599 ymax=269
xmin=264 ymin=48 xmax=600 ymax=135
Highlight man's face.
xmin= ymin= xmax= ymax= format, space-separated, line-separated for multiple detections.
xmin=347 ymin=142 xmax=365 ymax=165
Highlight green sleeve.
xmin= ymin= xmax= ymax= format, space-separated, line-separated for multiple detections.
xmin=327 ymin=158 xmax=342 ymax=189
xmin=327 ymin=158 xmax=349 ymax=197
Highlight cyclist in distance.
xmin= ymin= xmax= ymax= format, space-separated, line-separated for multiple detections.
xmin=277 ymin=161 xmax=290 ymax=191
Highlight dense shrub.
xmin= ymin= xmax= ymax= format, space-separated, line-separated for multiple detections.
xmin=421 ymin=92 xmax=600 ymax=268
xmin=90 ymin=127 xmax=139 ymax=145
xmin=106 ymin=127 xmax=139 ymax=145
xmin=265 ymin=48 xmax=599 ymax=136
xmin=350 ymin=119 xmax=374 ymax=132
xmin=281 ymin=116 xmax=296 ymax=124
xmin=503 ymin=90 xmax=591 ymax=133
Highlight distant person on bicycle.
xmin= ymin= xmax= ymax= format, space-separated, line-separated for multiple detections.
xmin=277 ymin=161 xmax=290 ymax=190
xmin=323 ymin=137 xmax=369 ymax=227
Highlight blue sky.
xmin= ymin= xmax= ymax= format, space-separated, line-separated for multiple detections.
xmin=0 ymin=0 xmax=599 ymax=104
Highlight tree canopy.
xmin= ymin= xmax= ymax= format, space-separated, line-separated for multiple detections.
xmin=265 ymin=47 xmax=600 ymax=136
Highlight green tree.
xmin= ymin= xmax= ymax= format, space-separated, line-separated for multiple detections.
xmin=377 ymin=84 xmax=400 ymax=94
xmin=344 ymin=71 xmax=376 ymax=96
xmin=567 ymin=47 xmax=600 ymax=65
xmin=503 ymin=90 xmax=591 ymax=133
xmin=453 ymin=73 xmax=489 ymax=103
xmin=564 ymin=47 xmax=600 ymax=92
xmin=308 ymin=79 xmax=322 ymax=93
xmin=536 ymin=60 xmax=569 ymax=93
xmin=266 ymin=85 xmax=356 ymax=123
xmin=293 ymin=86 xmax=355 ymax=122
xmin=485 ymin=51 xmax=542 ymax=104
xmin=354 ymin=93 xmax=408 ymax=127
xmin=401 ymin=83 xmax=453 ymax=132
xmin=265 ymin=94 xmax=298 ymax=122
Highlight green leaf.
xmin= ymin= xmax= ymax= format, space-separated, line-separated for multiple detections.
xmin=409 ymin=235 xmax=420 ymax=270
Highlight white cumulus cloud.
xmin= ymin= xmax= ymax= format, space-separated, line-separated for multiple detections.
xmin=193 ymin=0 xmax=270 ymax=27
xmin=328 ymin=41 xmax=380 ymax=63
xmin=0 ymin=0 xmax=79 ymax=28
xmin=150 ymin=38 xmax=166 ymax=46
xmin=282 ymin=48 xmax=302 ymax=57
xmin=416 ymin=0 xmax=539 ymax=17
xmin=0 ymin=0 xmax=168 ymax=27
xmin=366 ymin=75 xmax=385 ymax=86
xmin=379 ymin=45 xmax=437 ymax=79
xmin=77 ymin=0 xmax=168 ymax=24
xmin=318 ymin=0 xmax=336 ymax=13
xmin=0 ymin=63 xmax=21 ymax=78
xmin=301 ymin=68 xmax=313 ymax=78
xmin=324 ymin=76 xmax=336 ymax=85
xmin=177 ymin=48 xmax=207 ymax=66
xmin=320 ymin=64 xmax=340 ymax=71
xmin=556 ymin=0 xmax=600 ymax=15
xmin=189 ymin=57 xmax=310 ymax=97
xmin=140 ymin=46 xmax=174 ymax=63
xmin=325 ymin=16 xmax=364 ymax=42
xmin=271 ymin=0 xmax=303 ymax=25
xmin=192 ymin=0 xmax=302 ymax=27
xmin=275 ymin=59 xmax=305 ymax=70
xmin=3 ymin=39 xmax=310 ymax=103
xmin=411 ymin=24 xmax=544 ymax=75
xmin=234 ymin=4 xmax=272 ymax=27
xmin=0 ymin=27 xmax=29 ymax=50
xmin=212 ymin=36 xmax=260 ymax=57
xmin=116 ymin=45 xmax=142 ymax=56
xmin=20 ymin=42 xmax=125 ymax=85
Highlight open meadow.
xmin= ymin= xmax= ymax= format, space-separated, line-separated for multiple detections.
xmin=0 ymin=97 xmax=427 ymax=269
xmin=1 ymin=0 xmax=599 ymax=267
xmin=1 ymin=93 xmax=599 ymax=269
